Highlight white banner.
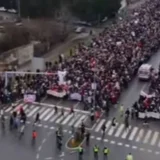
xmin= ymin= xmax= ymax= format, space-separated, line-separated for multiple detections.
xmin=58 ymin=71 xmax=67 ymax=85
xmin=24 ymin=94 xmax=36 ymax=103
xmin=47 ymin=90 xmax=67 ymax=98
xmin=70 ymin=93 xmax=82 ymax=101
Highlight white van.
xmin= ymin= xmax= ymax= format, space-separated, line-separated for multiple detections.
xmin=138 ymin=64 xmax=152 ymax=80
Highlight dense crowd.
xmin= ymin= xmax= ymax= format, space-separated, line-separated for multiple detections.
xmin=132 ymin=66 xmax=160 ymax=120
xmin=1 ymin=0 xmax=160 ymax=112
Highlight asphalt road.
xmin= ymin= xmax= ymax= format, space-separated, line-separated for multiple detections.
xmin=0 ymin=124 xmax=40 ymax=160
xmin=38 ymin=126 xmax=160 ymax=160
xmin=2 ymin=50 xmax=160 ymax=160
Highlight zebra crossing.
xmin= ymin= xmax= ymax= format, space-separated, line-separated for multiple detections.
xmin=4 ymin=103 xmax=160 ymax=148
xmin=93 ymin=118 xmax=160 ymax=148
xmin=4 ymin=103 xmax=88 ymax=128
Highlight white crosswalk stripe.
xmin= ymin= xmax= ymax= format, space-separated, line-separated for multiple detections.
xmin=121 ymin=126 xmax=131 ymax=139
xmin=151 ymin=132 xmax=159 ymax=146
xmin=7 ymin=102 xmax=160 ymax=148
xmin=129 ymin=127 xmax=138 ymax=141
xmin=61 ymin=114 xmax=74 ymax=125
xmin=22 ymin=104 xmax=28 ymax=110
xmin=68 ymin=114 xmax=81 ymax=126
xmin=55 ymin=112 xmax=68 ymax=123
xmin=95 ymin=119 xmax=106 ymax=132
xmin=74 ymin=115 xmax=86 ymax=128
xmin=108 ymin=124 xmax=118 ymax=136
xmin=40 ymin=108 xmax=51 ymax=120
xmin=27 ymin=106 xmax=39 ymax=117
xmin=50 ymin=112 xmax=61 ymax=122
xmin=44 ymin=110 xmax=55 ymax=121
xmin=143 ymin=130 xmax=152 ymax=144
xmin=38 ymin=108 xmax=46 ymax=114
xmin=115 ymin=124 xmax=125 ymax=137
xmin=136 ymin=129 xmax=144 ymax=142
xmin=105 ymin=121 xmax=112 ymax=132
xmin=5 ymin=106 xmax=13 ymax=113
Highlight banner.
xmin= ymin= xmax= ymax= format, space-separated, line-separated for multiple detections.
xmin=70 ymin=93 xmax=82 ymax=101
xmin=140 ymin=90 xmax=155 ymax=98
xmin=58 ymin=71 xmax=67 ymax=85
xmin=24 ymin=94 xmax=36 ymax=103
xmin=47 ymin=90 xmax=67 ymax=98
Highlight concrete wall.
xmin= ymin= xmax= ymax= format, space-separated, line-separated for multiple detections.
xmin=0 ymin=42 xmax=36 ymax=66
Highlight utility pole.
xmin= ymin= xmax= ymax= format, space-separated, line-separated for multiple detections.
xmin=17 ymin=0 xmax=21 ymax=18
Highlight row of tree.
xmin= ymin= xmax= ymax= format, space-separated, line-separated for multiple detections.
xmin=0 ymin=0 xmax=121 ymax=22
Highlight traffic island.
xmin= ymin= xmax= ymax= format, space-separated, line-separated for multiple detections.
xmin=66 ymin=129 xmax=84 ymax=149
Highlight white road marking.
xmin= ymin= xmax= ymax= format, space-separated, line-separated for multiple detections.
xmin=108 ymin=125 xmax=117 ymax=136
xmin=96 ymin=137 xmax=101 ymax=140
xmin=132 ymin=146 xmax=137 ymax=149
xmin=115 ymin=124 xmax=125 ymax=137
xmin=135 ymin=129 xmax=144 ymax=142
xmin=105 ymin=121 xmax=112 ymax=132
xmin=40 ymin=108 xmax=51 ymax=120
xmin=50 ymin=112 xmax=61 ymax=122
xmin=143 ymin=130 xmax=152 ymax=144
xmin=68 ymin=114 xmax=81 ymax=126
xmin=22 ymin=104 xmax=29 ymax=110
xmin=38 ymin=107 xmax=46 ymax=114
xmin=140 ymin=148 xmax=144 ymax=151
xmin=150 ymin=132 xmax=159 ymax=146
xmin=125 ymin=144 xmax=130 ymax=147
xmin=110 ymin=141 xmax=115 ymax=144
xmin=5 ymin=106 xmax=12 ymax=112
xmin=121 ymin=126 xmax=131 ymax=139
xmin=95 ymin=119 xmax=106 ymax=132
xmin=55 ymin=112 xmax=68 ymax=123
xmin=104 ymin=139 xmax=108 ymax=142
xmin=44 ymin=110 xmax=55 ymax=121
xmin=74 ymin=115 xmax=86 ymax=127
xmin=128 ymin=127 xmax=138 ymax=141
xmin=117 ymin=142 xmax=123 ymax=146
xmin=27 ymin=106 xmax=39 ymax=117
xmin=61 ymin=114 xmax=73 ymax=125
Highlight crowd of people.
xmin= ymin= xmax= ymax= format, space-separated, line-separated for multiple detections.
xmin=133 ymin=65 xmax=160 ymax=118
xmin=49 ymin=0 xmax=160 ymax=110
xmin=1 ymin=0 xmax=160 ymax=113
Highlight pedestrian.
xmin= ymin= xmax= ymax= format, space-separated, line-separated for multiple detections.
xmin=54 ymin=106 xmax=58 ymax=114
xmin=85 ymin=131 xmax=90 ymax=146
xmin=103 ymin=147 xmax=110 ymax=160
xmin=9 ymin=115 xmax=14 ymax=130
xmin=111 ymin=117 xmax=116 ymax=127
xmin=71 ymin=125 xmax=75 ymax=135
xmin=101 ymin=123 xmax=106 ymax=137
xmin=126 ymin=153 xmax=133 ymax=160
xmin=93 ymin=145 xmax=99 ymax=160
xmin=125 ymin=108 xmax=130 ymax=118
xmin=34 ymin=112 xmax=40 ymax=124
xmin=78 ymin=146 xmax=83 ymax=160
xmin=32 ymin=130 xmax=37 ymax=140
xmin=131 ymin=108 xmax=135 ymax=119
xmin=61 ymin=108 xmax=64 ymax=116
xmin=70 ymin=106 xmax=74 ymax=114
